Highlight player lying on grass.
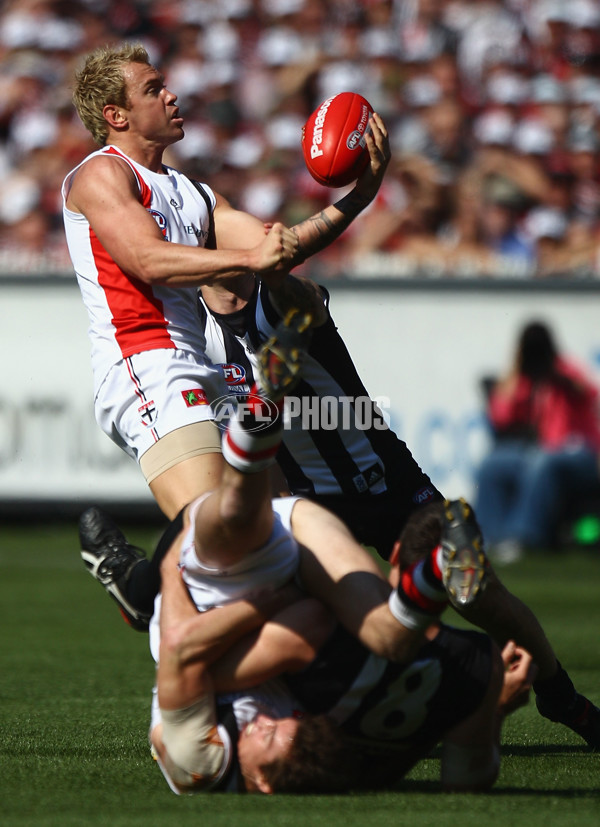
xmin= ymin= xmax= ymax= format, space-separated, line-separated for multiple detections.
xmin=82 ymin=314 xmax=523 ymax=790
xmin=150 ymin=498 xmax=535 ymax=794
xmin=81 ymin=261 xmax=600 ymax=751
xmin=198 ymin=270 xmax=600 ymax=752
xmin=83 ymin=492 xmax=532 ymax=793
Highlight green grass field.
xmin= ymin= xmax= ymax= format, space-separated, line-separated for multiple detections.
xmin=1 ymin=520 xmax=599 ymax=826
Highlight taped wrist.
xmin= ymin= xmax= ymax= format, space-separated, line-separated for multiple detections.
xmin=160 ymin=697 xmax=230 ymax=791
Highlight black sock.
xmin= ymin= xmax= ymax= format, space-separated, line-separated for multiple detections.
xmin=125 ymin=507 xmax=186 ymax=615
xmin=533 ymin=661 xmax=579 ymax=711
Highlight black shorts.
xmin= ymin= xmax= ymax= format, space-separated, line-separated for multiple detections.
xmin=311 ymin=441 xmax=443 ymax=560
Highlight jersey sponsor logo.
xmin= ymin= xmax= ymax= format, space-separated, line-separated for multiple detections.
xmin=352 ymin=462 xmax=384 ymax=494
xmin=221 ymin=363 xmax=247 ymax=386
xmin=413 ymin=485 xmax=436 ymax=505
xmin=192 ymin=226 xmax=211 ymax=242
xmin=138 ymin=400 xmax=157 ymax=427
xmin=352 ymin=473 xmax=369 ymax=493
xmin=182 ymin=388 xmax=208 ymax=407
xmin=149 ymin=209 xmax=169 ymax=240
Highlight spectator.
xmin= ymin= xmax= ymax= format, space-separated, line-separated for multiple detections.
xmin=475 ymin=320 xmax=600 ymax=562
xmin=0 ymin=0 xmax=598 ymax=279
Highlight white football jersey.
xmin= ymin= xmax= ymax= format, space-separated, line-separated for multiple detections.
xmin=62 ymin=146 xmax=216 ymax=395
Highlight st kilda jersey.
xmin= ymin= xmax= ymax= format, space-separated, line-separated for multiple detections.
xmin=198 ymin=282 xmax=428 ymax=500
xmin=62 ymin=147 xmax=216 ymax=396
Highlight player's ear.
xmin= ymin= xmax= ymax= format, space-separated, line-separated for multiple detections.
xmin=389 ymin=540 xmax=401 ymax=567
xmin=388 ymin=540 xmax=402 ymax=587
xmin=103 ymin=104 xmax=127 ymax=129
xmin=254 ymin=770 xmax=274 ymax=795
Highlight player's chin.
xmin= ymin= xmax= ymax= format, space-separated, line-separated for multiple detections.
xmin=167 ymin=125 xmax=185 ymax=143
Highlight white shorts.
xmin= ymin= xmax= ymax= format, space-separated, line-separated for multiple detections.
xmin=180 ymin=495 xmax=301 ymax=612
xmin=94 ymin=349 xmax=229 ymax=463
xmin=148 ymin=496 xmax=302 ymax=663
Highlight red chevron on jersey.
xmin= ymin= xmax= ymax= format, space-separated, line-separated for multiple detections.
xmin=62 ymin=145 xmax=215 ymax=394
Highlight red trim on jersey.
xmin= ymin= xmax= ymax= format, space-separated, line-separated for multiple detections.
xmin=91 ymin=147 xmax=175 ymax=358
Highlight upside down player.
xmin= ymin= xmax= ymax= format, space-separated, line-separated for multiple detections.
xmin=82 ymin=319 xmax=524 ymax=792
xmin=150 ymin=497 xmax=535 ymax=794
xmin=195 ymin=273 xmax=600 ymax=752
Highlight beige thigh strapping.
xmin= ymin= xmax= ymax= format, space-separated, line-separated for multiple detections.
xmin=140 ymin=421 xmax=222 ymax=483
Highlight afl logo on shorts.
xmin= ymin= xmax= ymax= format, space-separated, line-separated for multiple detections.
xmin=149 ymin=209 xmax=169 ymax=239
xmin=222 ymin=363 xmax=247 ymax=386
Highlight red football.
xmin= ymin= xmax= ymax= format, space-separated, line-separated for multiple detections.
xmin=302 ymin=92 xmax=373 ymax=188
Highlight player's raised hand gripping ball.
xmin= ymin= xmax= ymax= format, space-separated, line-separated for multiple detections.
xmin=302 ymin=92 xmax=373 ymax=188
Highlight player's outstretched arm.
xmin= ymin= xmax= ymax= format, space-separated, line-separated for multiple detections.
xmin=440 ymin=641 xmax=505 ymax=792
xmin=289 ymin=113 xmax=391 ymax=264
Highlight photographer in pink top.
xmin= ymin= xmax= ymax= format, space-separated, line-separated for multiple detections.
xmin=475 ymin=321 xmax=600 ymax=560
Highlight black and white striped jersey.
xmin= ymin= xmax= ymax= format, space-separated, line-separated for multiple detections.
xmin=198 ymin=282 xmax=441 ymax=557
xmin=200 ymin=283 xmax=399 ymax=495
xmin=284 ymin=623 xmax=492 ymax=786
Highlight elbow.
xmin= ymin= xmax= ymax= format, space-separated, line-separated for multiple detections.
xmin=160 ymin=625 xmax=192 ymax=667
xmin=125 ymin=247 xmax=168 ymax=286
xmin=160 ymin=613 xmax=218 ymax=666
xmin=134 ymin=262 xmax=163 ymax=286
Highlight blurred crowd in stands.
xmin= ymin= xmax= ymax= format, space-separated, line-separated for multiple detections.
xmin=1 ymin=0 xmax=600 ymax=279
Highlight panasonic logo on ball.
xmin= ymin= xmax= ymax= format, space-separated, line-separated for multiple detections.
xmin=310 ymin=96 xmax=335 ymax=159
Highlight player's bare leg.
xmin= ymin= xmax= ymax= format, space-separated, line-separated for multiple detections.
xmin=150 ymin=451 xmax=223 ymax=521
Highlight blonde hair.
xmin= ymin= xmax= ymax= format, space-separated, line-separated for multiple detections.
xmin=72 ymin=43 xmax=151 ymax=145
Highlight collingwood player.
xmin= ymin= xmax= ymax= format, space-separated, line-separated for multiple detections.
xmin=192 ymin=271 xmax=600 ymax=752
